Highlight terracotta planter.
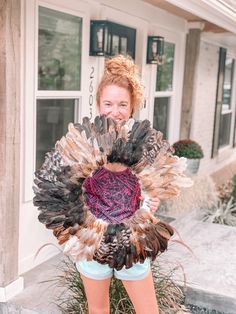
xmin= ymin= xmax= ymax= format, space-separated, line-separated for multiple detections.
xmin=185 ymin=158 xmax=200 ymax=176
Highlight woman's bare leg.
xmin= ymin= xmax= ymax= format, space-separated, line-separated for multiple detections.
xmin=80 ymin=274 xmax=111 ymax=314
xmin=122 ymin=270 xmax=159 ymax=314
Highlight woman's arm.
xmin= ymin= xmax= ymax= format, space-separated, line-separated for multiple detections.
xmin=140 ymin=195 xmax=160 ymax=213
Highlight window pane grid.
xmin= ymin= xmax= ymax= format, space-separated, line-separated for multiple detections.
xmin=38 ymin=6 xmax=82 ymax=91
xmin=219 ymin=57 xmax=234 ymax=148
xmin=219 ymin=112 xmax=232 ymax=147
xmin=36 ymin=6 xmax=83 ymax=169
xmin=156 ymin=42 xmax=175 ymax=92
xmin=36 ymin=98 xmax=77 ymax=169
xmin=153 ymin=97 xmax=169 ymax=139
xmin=222 ymin=58 xmax=234 ymax=111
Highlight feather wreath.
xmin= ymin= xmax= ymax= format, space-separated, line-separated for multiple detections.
xmin=33 ymin=116 xmax=192 ymax=270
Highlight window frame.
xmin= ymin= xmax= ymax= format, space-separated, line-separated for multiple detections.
xmin=23 ymin=0 xmax=90 ymax=202
xmin=147 ymin=29 xmax=185 ymax=143
xmin=212 ymin=47 xmax=236 ymax=157
xmin=230 ymin=55 xmax=236 ymax=147
xmin=219 ymin=56 xmax=235 ymax=147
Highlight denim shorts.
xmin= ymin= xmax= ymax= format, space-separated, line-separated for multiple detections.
xmin=76 ymin=259 xmax=150 ymax=281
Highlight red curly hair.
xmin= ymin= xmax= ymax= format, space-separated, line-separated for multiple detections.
xmin=96 ymin=55 xmax=144 ymax=115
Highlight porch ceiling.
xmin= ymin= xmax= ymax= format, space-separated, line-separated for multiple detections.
xmin=143 ymin=0 xmax=228 ymax=33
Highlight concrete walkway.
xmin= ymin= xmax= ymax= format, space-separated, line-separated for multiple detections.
xmin=161 ymin=210 xmax=236 ymax=314
xmin=1 ymin=210 xmax=236 ymax=314
xmin=0 ymin=255 xmax=64 ymax=313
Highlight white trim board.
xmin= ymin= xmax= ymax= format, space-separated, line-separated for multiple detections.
xmin=201 ymin=32 xmax=236 ymax=53
xmin=94 ymin=0 xmax=186 ymax=32
xmin=19 ymin=244 xmax=61 ymax=275
xmin=0 ymin=277 xmax=24 ymax=302
xmin=166 ymin=0 xmax=236 ymax=33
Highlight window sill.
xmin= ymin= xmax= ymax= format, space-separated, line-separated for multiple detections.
xmin=216 ymin=144 xmax=233 ymax=163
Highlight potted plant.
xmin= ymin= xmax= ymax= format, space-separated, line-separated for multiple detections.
xmin=172 ymin=139 xmax=204 ymax=176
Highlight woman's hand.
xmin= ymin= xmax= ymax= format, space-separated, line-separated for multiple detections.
xmin=149 ymin=197 xmax=160 ymax=212
xmin=140 ymin=196 xmax=160 ymax=212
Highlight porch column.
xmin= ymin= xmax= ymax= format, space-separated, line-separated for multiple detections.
xmin=180 ymin=23 xmax=204 ymax=139
xmin=0 ymin=0 xmax=23 ymax=301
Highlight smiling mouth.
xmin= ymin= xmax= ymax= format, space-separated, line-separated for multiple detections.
xmin=115 ymin=119 xmax=123 ymax=124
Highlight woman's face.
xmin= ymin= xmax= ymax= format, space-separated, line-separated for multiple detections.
xmin=99 ymin=84 xmax=132 ymax=123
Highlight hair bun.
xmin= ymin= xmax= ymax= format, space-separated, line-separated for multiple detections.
xmin=105 ymin=55 xmax=138 ymax=77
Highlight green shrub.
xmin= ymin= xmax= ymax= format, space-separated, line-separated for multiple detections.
xmin=173 ymin=140 xmax=204 ymax=159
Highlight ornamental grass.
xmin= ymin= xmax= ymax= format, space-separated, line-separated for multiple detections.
xmin=217 ymin=174 xmax=236 ymax=203
xmin=203 ymin=197 xmax=236 ymax=226
xmin=203 ymin=174 xmax=236 ymax=227
xmin=55 ymin=258 xmax=190 ymax=314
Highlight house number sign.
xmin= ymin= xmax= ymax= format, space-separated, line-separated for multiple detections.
xmin=89 ymin=66 xmax=95 ymax=119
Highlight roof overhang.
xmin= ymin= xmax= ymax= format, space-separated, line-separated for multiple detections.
xmin=144 ymin=0 xmax=236 ymax=34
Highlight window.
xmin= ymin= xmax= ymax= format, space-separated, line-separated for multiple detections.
xmin=156 ymin=42 xmax=175 ymax=92
xmin=38 ymin=6 xmax=82 ymax=91
xmin=219 ymin=57 xmax=234 ymax=147
xmin=153 ymin=97 xmax=169 ymax=139
xmin=153 ymin=41 xmax=175 ymax=139
xmin=36 ymin=99 xmax=77 ymax=169
xmin=36 ymin=6 xmax=82 ymax=168
xmin=212 ymin=48 xmax=235 ymax=157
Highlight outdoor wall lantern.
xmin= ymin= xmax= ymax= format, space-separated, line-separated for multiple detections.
xmin=89 ymin=20 xmax=136 ymax=59
xmin=146 ymin=36 xmax=164 ymax=64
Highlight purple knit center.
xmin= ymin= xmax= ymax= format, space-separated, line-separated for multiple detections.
xmin=83 ymin=167 xmax=141 ymax=223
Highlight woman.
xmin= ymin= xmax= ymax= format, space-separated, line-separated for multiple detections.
xmin=76 ymin=55 xmax=160 ymax=314
xmin=35 ymin=54 xmax=180 ymax=314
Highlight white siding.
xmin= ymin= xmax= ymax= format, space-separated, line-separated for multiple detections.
xmin=191 ymin=40 xmax=236 ymax=175
xmin=20 ymin=0 xmax=187 ymax=274
xmin=19 ymin=0 xmax=236 ymax=274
